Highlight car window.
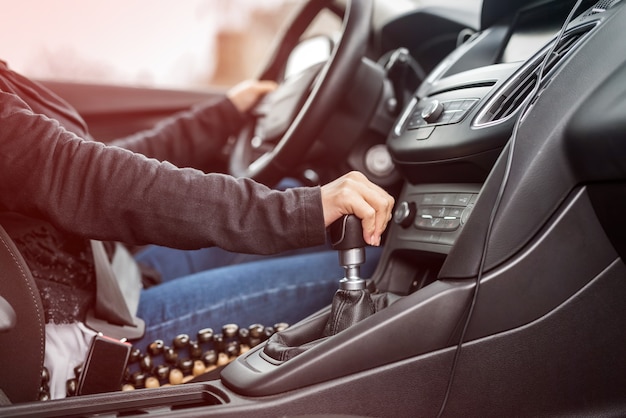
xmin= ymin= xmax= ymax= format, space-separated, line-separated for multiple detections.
xmin=0 ymin=0 xmax=319 ymax=90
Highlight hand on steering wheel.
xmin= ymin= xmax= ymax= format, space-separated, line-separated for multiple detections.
xmin=228 ymin=0 xmax=373 ymax=187
xmin=227 ymin=80 xmax=278 ymax=114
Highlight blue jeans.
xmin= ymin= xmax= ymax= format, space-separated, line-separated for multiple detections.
xmin=132 ymin=244 xmax=382 ymax=350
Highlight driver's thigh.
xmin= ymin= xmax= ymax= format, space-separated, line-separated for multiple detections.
xmin=135 ymin=243 xmax=332 ymax=283
xmin=132 ymin=247 xmax=382 ymax=349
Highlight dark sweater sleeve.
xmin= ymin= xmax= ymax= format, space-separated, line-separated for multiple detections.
xmin=108 ymin=96 xmax=244 ymax=169
xmin=0 ymin=90 xmax=326 ymax=254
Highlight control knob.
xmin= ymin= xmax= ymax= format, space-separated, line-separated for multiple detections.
xmin=421 ymin=99 xmax=444 ymax=123
xmin=394 ymin=201 xmax=416 ymax=228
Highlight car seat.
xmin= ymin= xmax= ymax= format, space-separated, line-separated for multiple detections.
xmin=0 ymin=223 xmax=45 ymax=403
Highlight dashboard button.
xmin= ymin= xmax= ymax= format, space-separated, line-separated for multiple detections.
xmin=437 ymin=194 xmax=457 ymax=205
xmin=444 ymin=100 xmax=463 ymax=111
xmin=445 ymin=207 xmax=464 ymax=218
xmin=422 ymin=194 xmax=438 ymax=205
xmin=460 ymin=99 xmax=477 ymax=111
xmin=438 ymin=111 xmax=454 ymax=124
xmin=442 ymin=219 xmax=461 ymax=230
xmin=415 ymin=217 xmax=433 ymax=229
xmin=449 ymin=110 xmax=466 ymax=123
xmin=454 ymin=194 xmax=472 ymax=206
xmin=406 ymin=112 xmax=427 ymax=129
xmin=419 ymin=206 xmax=445 ymax=218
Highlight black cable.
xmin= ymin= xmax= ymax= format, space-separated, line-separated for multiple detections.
xmin=435 ymin=1 xmax=584 ymax=416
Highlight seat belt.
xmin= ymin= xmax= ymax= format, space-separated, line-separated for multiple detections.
xmin=85 ymin=240 xmax=145 ymax=340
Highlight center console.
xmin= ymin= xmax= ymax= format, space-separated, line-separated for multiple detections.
xmin=220 ymin=0 xmax=566 ymax=400
xmin=8 ymin=1 xmax=620 ymax=417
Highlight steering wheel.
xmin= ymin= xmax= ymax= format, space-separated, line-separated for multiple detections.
xmin=228 ymin=0 xmax=373 ymax=186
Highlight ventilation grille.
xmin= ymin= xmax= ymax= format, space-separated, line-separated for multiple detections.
xmin=475 ymin=23 xmax=596 ymax=126
xmin=583 ymin=0 xmax=622 ymax=16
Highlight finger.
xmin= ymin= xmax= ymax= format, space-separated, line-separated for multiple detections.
xmin=353 ymin=191 xmax=390 ymax=246
xmin=369 ymin=186 xmax=394 ymax=238
xmin=339 ymin=172 xmax=394 ymax=245
xmin=350 ymin=201 xmax=377 ymax=245
xmin=354 ymin=182 xmax=394 ymax=245
xmin=256 ymin=80 xmax=278 ymax=93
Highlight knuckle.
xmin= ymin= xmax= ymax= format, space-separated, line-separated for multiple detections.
xmin=347 ymin=170 xmax=365 ymax=181
xmin=363 ymin=206 xmax=376 ymax=219
xmin=337 ymin=186 xmax=353 ymax=200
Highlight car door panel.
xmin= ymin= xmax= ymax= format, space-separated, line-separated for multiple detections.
xmin=40 ymin=80 xmax=222 ymax=142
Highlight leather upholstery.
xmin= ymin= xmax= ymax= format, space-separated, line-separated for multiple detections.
xmin=0 ymin=224 xmax=45 ymax=403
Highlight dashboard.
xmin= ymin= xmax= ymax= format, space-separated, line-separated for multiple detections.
xmin=374 ymin=0 xmax=612 ymax=291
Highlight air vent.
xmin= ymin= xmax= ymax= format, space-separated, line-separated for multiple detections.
xmin=475 ymin=23 xmax=597 ymax=127
xmin=583 ymin=0 xmax=621 ymax=16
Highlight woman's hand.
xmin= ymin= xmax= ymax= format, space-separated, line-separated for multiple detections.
xmin=227 ymin=80 xmax=278 ymax=113
xmin=320 ymin=171 xmax=395 ymax=246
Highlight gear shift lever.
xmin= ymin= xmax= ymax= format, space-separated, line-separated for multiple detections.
xmin=323 ymin=215 xmax=376 ymax=336
xmin=262 ymin=214 xmax=394 ymax=361
xmin=329 ymin=214 xmax=367 ymax=291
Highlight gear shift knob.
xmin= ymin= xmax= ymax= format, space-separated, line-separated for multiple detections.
xmin=329 ymin=215 xmax=367 ymax=291
xmin=329 ymin=214 xmax=367 ymax=250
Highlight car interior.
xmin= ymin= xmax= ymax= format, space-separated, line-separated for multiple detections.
xmin=2 ymin=0 xmax=626 ymax=416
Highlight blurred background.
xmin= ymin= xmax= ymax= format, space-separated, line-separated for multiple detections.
xmin=0 ymin=0 xmax=471 ymax=90
xmin=0 ymin=0 xmax=302 ymax=89
xmin=0 ymin=0 xmax=468 ymax=89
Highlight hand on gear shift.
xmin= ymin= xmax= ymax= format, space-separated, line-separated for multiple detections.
xmin=323 ymin=215 xmax=376 ymax=337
